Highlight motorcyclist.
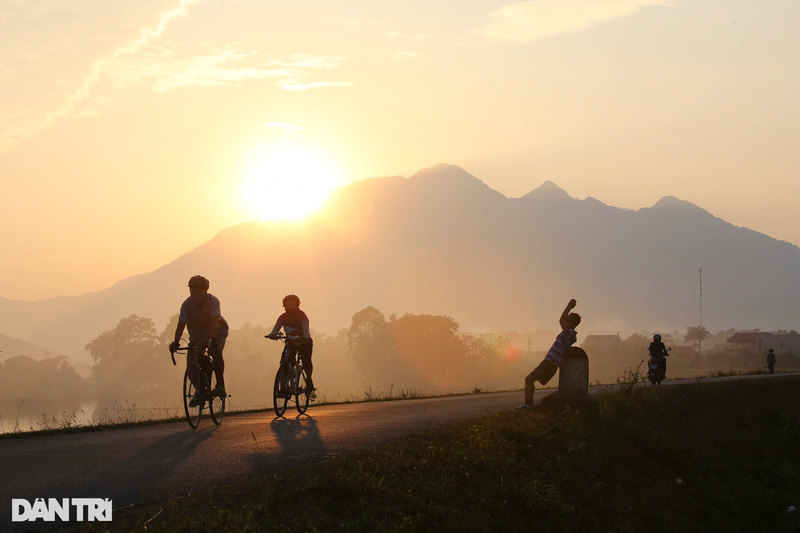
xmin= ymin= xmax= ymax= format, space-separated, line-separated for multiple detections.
xmin=647 ymin=334 xmax=670 ymax=383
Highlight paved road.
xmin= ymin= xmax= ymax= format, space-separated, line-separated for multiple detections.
xmin=2 ymin=372 xmax=797 ymax=531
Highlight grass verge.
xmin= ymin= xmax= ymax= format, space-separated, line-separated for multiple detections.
xmin=0 ymin=385 xmax=535 ymax=439
xmin=76 ymin=376 xmax=800 ymax=532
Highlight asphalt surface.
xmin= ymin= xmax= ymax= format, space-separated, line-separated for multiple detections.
xmin=2 ymin=372 xmax=798 ymax=532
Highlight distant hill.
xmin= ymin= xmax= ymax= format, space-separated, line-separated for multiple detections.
xmin=2 ymin=163 xmax=799 ymax=354
xmin=0 ymin=333 xmax=60 ymax=361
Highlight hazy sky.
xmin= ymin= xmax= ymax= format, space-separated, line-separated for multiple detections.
xmin=1 ymin=0 xmax=798 ymax=301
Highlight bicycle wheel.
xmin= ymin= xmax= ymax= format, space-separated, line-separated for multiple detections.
xmin=273 ymin=367 xmax=289 ymax=417
xmin=183 ymin=367 xmax=201 ymax=428
xmin=296 ymin=367 xmax=310 ymax=414
xmin=209 ymin=371 xmax=225 ymax=425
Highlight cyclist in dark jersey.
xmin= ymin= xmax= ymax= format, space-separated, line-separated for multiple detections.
xmin=169 ymin=275 xmax=229 ymax=403
xmin=266 ymin=294 xmax=315 ymax=391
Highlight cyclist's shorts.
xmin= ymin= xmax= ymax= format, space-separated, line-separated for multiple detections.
xmin=283 ymin=342 xmax=313 ymax=368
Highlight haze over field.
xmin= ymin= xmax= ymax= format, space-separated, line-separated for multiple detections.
xmin=1 ymin=164 xmax=799 ymax=361
xmin=1 ymin=0 xmax=799 ymax=304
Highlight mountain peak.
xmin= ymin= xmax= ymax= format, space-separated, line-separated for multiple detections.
xmin=521 ymin=180 xmax=572 ymax=200
xmin=409 ymin=163 xmax=481 ymax=184
xmin=408 ymin=163 xmax=505 ymax=199
xmin=649 ymin=195 xmax=710 ymax=215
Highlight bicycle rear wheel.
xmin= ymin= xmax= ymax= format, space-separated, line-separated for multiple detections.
xmin=273 ymin=367 xmax=289 ymax=417
xmin=209 ymin=371 xmax=225 ymax=425
xmin=296 ymin=367 xmax=310 ymax=414
xmin=183 ymin=368 xmax=201 ymax=428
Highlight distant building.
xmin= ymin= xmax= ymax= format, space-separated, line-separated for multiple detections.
xmin=727 ymin=332 xmax=800 ymax=354
xmin=669 ymin=346 xmax=697 ymax=360
xmin=581 ymin=334 xmax=622 ymax=351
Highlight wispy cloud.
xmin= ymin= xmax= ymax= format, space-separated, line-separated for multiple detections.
xmin=106 ymin=48 xmax=290 ymax=92
xmin=477 ymin=0 xmax=674 ymax=43
xmin=0 ymin=0 xmax=200 ymax=154
xmin=264 ymin=122 xmax=303 ymax=133
xmin=105 ymin=50 xmax=353 ymax=92
xmin=387 ymin=30 xmax=438 ymax=41
xmin=279 ymin=81 xmax=355 ymax=91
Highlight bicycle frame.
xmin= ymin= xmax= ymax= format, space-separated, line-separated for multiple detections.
xmin=175 ymin=343 xmax=214 ymax=388
xmin=170 ymin=341 xmax=226 ymax=427
xmin=266 ymin=333 xmax=310 ymax=416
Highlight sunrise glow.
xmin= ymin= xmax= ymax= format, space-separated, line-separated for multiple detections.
xmin=242 ymin=144 xmax=341 ymax=221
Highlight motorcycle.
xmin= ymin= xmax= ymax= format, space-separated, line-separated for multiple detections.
xmin=646 ymin=347 xmax=671 ymax=385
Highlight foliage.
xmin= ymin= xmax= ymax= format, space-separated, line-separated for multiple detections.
xmin=387 ymin=312 xmax=463 ymax=387
xmin=684 ymin=325 xmax=710 ymax=350
xmin=85 ymin=315 xmax=172 ymax=392
xmin=621 ymin=332 xmax=649 ymax=351
xmin=0 ymin=354 xmax=84 ymax=398
xmin=348 ymin=306 xmax=395 ymax=384
xmin=347 ymin=306 xmax=518 ymax=390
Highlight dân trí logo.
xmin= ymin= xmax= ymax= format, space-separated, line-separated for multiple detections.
xmin=11 ymin=498 xmax=112 ymax=522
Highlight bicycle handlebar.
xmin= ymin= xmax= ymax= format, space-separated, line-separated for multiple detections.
xmin=169 ymin=345 xmax=190 ymax=366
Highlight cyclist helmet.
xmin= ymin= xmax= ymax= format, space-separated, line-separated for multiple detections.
xmin=653 ymin=334 xmax=661 ymax=342
xmin=282 ymin=294 xmax=300 ymax=307
xmin=188 ymin=275 xmax=210 ymax=290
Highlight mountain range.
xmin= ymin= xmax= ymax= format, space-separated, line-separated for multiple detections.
xmin=2 ymin=163 xmax=799 ymax=356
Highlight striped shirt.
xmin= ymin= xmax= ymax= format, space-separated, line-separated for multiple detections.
xmin=544 ymin=328 xmax=577 ymax=367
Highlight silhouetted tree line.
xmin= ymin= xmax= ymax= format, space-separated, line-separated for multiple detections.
xmin=347 ymin=306 xmax=522 ymax=390
xmin=0 ymin=354 xmax=84 ymax=398
xmin=5 ymin=313 xmax=800 ymax=402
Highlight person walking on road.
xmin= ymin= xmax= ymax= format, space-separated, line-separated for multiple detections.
xmin=517 ymin=299 xmax=581 ymax=409
xmin=767 ymin=348 xmax=776 ymax=374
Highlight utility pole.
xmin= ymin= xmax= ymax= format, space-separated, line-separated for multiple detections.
xmin=527 ymin=336 xmax=533 ymax=354
xmin=699 ymin=268 xmax=703 ymax=358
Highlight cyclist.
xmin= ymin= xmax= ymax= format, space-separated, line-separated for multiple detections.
xmin=266 ymin=294 xmax=315 ymax=392
xmin=169 ymin=275 xmax=229 ymax=405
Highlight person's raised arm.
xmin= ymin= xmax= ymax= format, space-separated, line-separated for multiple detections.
xmin=559 ymin=299 xmax=577 ymax=330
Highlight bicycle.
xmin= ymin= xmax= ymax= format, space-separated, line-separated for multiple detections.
xmin=170 ymin=342 xmax=226 ymax=427
xmin=265 ymin=333 xmax=311 ymax=417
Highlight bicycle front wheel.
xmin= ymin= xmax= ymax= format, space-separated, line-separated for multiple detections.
xmin=296 ymin=367 xmax=310 ymax=414
xmin=209 ymin=371 xmax=225 ymax=425
xmin=273 ymin=367 xmax=289 ymax=417
xmin=183 ymin=368 xmax=201 ymax=428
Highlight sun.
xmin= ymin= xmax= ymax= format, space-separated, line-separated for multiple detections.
xmin=242 ymin=144 xmax=341 ymax=221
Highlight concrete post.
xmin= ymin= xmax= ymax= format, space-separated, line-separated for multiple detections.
xmin=541 ymin=347 xmax=600 ymax=416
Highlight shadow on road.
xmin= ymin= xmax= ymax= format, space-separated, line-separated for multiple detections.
xmin=50 ymin=426 xmax=217 ymax=504
xmin=269 ymin=415 xmax=325 ymax=457
xmin=1 ymin=425 xmax=219 ymax=532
